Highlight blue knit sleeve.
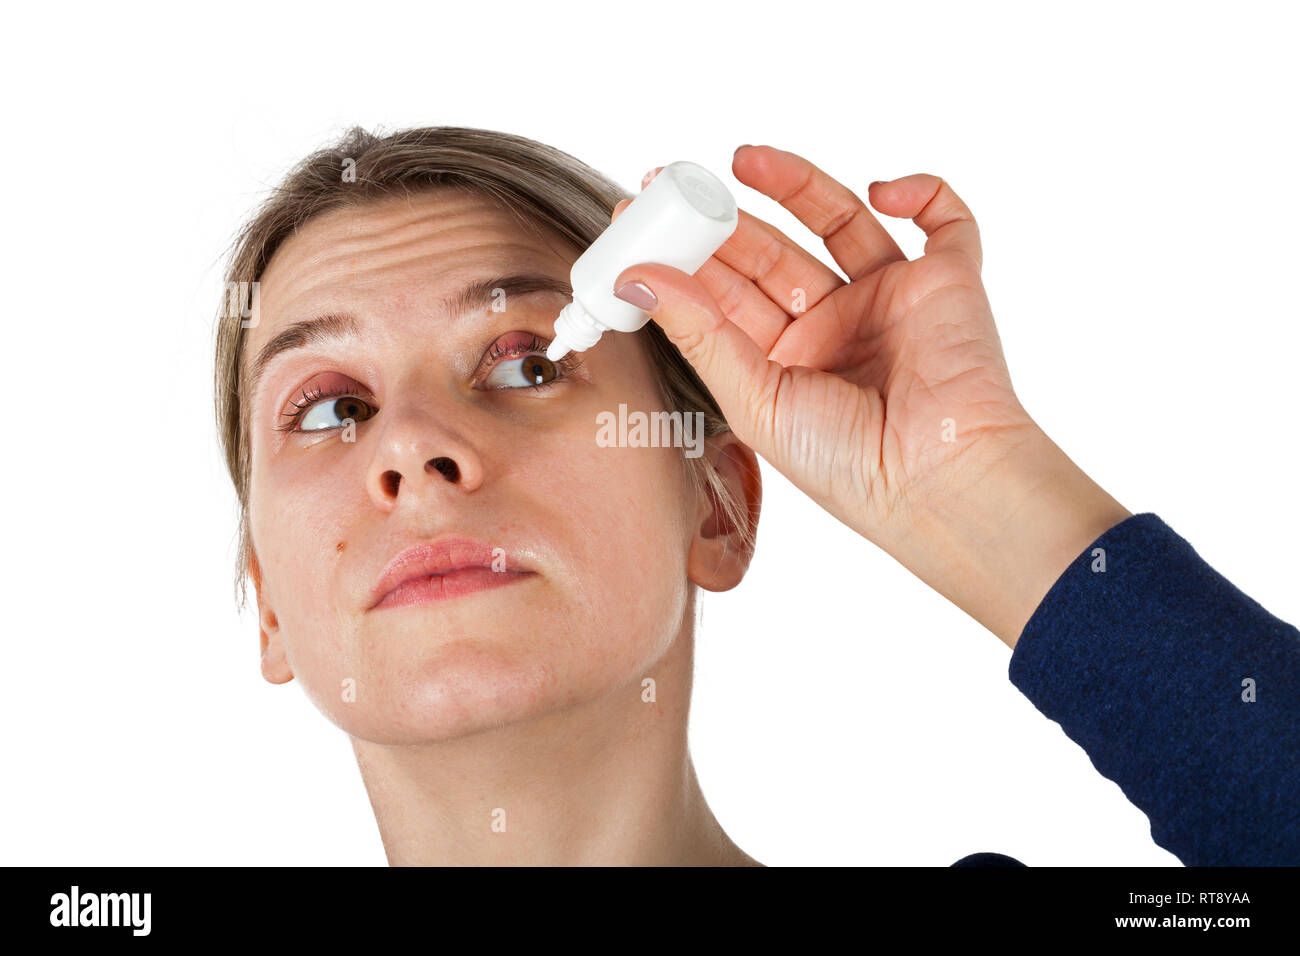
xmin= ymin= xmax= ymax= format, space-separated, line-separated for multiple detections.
xmin=1007 ymin=512 xmax=1300 ymax=865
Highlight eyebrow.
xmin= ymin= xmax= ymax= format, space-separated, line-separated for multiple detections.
xmin=246 ymin=271 xmax=573 ymax=404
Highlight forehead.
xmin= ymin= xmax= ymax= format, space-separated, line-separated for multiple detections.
xmin=253 ymin=188 xmax=576 ymax=325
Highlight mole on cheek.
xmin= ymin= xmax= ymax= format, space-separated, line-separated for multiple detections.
xmin=336 ymin=541 xmax=346 ymax=554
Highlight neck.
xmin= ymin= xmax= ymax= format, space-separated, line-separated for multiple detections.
xmin=349 ymin=612 xmax=759 ymax=866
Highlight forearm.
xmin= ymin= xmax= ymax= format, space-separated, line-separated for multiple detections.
xmin=881 ymin=425 xmax=1131 ymax=648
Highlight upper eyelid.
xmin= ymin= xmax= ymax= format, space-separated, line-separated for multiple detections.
xmin=480 ymin=332 xmax=552 ymax=364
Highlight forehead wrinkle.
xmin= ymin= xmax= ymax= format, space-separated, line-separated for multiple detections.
xmin=317 ymin=220 xmax=518 ymax=266
xmin=269 ymin=225 xmax=567 ymax=309
xmin=280 ymin=193 xmax=538 ymax=270
xmin=306 ymin=238 xmax=563 ymax=291
xmin=261 ymin=188 xmax=574 ymax=310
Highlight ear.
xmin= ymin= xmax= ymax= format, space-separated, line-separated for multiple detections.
xmin=687 ymin=434 xmax=762 ymax=592
xmin=249 ymin=548 xmax=293 ymax=685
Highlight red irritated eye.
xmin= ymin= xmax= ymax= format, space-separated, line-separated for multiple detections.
xmin=277 ymin=375 xmax=376 ymax=434
xmin=477 ymin=331 xmax=583 ymax=390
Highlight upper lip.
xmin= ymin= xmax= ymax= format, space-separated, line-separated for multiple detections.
xmin=368 ymin=536 xmax=528 ymax=609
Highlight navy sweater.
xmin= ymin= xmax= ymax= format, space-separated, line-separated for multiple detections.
xmin=952 ymin=512 xmax=1300 ymax=866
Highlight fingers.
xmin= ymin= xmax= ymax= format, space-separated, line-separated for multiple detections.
xmin=612 ymin=180 xmax=803 ymax=353
xmin=691 ymin=252 xmax=794 ymax=355
xmin=617 ymin=165 xmax=843 ymax=324
xmin=713 ymin=209 xmax=844 ymax=321
xmin=733 ymin=145 xmax=906 ymax=281
xmin=611 ymin=260 xmax=783 ymax=455
xmin=870 ymin=174 xmax=982 ymax=271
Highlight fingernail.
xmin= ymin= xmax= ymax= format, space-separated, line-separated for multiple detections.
xmin=613 ymin=280 xmax=658 ymax=312
xmin=734 ymin=144 xmax=753 ymax=155
xmin=870 ymin=180 xmax=889 ymax=187
xmin=641 ymin=166 xmax=663 ymax=189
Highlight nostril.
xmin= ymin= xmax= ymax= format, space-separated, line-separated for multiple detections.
xmin=429 ymin=457 xmax=459 ymax=482
xmin=380 ymin=470 xmax=401 ymax=497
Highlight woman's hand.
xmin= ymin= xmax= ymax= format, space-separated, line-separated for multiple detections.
xmin=612 ymin=146 xmax=1130 ymax=647
xmin=615 ymin=147 xmax=1029 ymax=542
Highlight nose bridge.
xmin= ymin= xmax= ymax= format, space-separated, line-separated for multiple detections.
xmin=366 ymin=377 xmax=482 ymax=507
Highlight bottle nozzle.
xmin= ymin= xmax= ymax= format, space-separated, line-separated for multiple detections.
xmin=545 ymin=336 xmax=570 ymax=362
xmin=548 ymin=299 xmax=605 ymax=362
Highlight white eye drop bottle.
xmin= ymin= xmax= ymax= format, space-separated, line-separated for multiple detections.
xmin=545 ymin=160 xmax=739 ymax=362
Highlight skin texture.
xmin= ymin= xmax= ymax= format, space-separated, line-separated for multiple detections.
xmin=616 ymin=149 xmax=1130 ymax=649
xmin=244 ymin=188 xmax=762 ymax=865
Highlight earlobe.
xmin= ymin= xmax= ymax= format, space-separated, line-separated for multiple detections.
xmin=249 ymin=549 xmax=294 ymax=685
xmin=260 ymin=629 xmax=294 ymax=685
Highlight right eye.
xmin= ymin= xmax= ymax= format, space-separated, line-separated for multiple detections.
xmin=279 ymin=384 xmax=378 ymax=433
xmin=299 ymin=394 xmax=376 ymax=431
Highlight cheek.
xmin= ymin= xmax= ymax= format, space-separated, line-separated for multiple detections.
xmin=247 ymin=451 xmax=359 ymax=662
xmin=516 ymin=430 xmax=693 ymax=662
xmin=251 ymin=452 xmax=356 ymax=576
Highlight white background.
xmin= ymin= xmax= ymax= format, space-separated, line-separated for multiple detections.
xmin=3 ymin=0 xmax=1297 ymax=866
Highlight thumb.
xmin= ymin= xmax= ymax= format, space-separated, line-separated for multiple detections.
xmin=612 ymin=262 xmax=781 ymax=454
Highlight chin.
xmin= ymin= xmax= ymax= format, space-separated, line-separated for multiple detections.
xmin=310 ymin=639 xmax=597 ymax=745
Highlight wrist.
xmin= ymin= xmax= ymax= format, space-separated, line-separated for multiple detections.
xmin=879 ymin=425 xmax=1131 ymax=648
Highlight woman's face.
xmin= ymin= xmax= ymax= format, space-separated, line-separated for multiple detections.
xmin=243 ymin=189 xmax=716 ymax=744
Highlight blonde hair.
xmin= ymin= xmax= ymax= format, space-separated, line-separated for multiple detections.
xmin=214 ymin=125 xmax=757 ymax=610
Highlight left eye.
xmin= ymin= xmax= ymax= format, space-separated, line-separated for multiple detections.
xmin=482 ymin=353 xmax=560 ymax=389
xmin=300 ymin=395 xmax=376 ymax=431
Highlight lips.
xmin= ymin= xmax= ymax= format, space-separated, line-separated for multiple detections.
xmin=368 ymin=536 xmax=534 ymax=610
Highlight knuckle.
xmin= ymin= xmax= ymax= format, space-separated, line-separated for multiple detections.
xmin=712 ymin=272 xmax=747 ymax=318
xmin=670 ymin=323 xmax=711 ymax=369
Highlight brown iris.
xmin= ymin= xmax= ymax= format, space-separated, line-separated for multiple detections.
xmin=521 ymin=354 xmax=557 ymax=386
xmin=333 ymin=396 xmax=374 ymax=422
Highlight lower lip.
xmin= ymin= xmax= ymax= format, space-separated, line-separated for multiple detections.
xmin=371 ymin=567 xmax=535 ymax=610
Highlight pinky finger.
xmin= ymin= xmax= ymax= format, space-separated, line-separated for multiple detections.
xmin=869 ymin=175 xmax=983 ymax=271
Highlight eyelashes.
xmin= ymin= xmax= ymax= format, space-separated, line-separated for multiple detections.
xmin=484 ymin=332 xmax=549 ymax=366
xmin=274 ymin=333 xmax=586 ymax=434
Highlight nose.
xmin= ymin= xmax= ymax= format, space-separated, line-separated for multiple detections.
xmin=367 ymin=404 xmax=484 ymax=509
